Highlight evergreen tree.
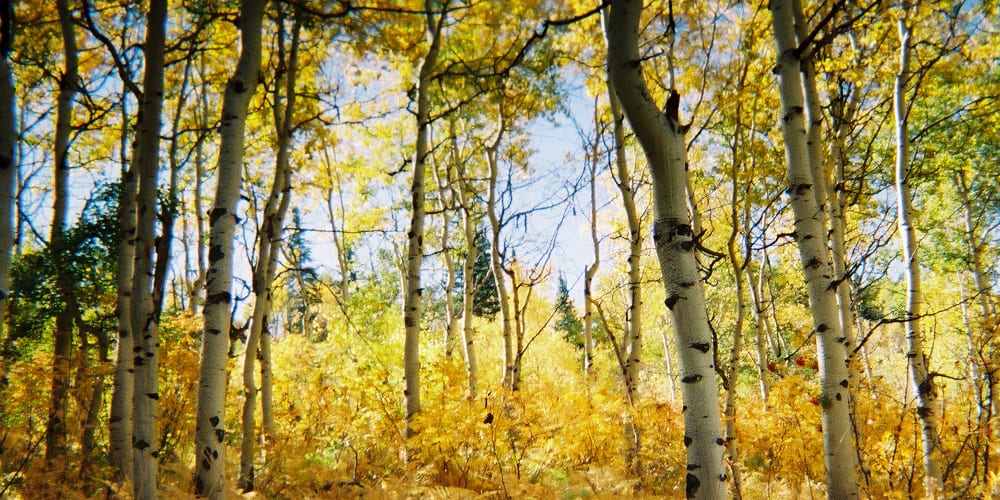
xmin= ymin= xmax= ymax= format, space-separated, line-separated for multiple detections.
xmin=554 ymin=273 xmax=584 ymax=348
xmin=471 ymin=228 xmax=500 ymax=319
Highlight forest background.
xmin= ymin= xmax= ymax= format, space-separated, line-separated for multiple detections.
xmin=0 ymin=0 xmax=997 ymax=498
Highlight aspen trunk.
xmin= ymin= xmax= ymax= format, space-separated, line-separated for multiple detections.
xmin=606 ymin=2 xmax=727 ymax=497
xmin=770 ymin=1 xmax=858 ymax=496
xmin=128 ymin=2 xmax=168 ymax=496
xmin=893 ymin=11 xmax=942 ymax=495
xmin=46 ymin=0 xmax=79 ymax=462
xmin=457 ymin=179 xmax=479 ymax=398
xmin=485 ymin=123 xmax=514 ymax=389
xmin=0 ymin=0 xmax=17 ymax=430
xmin=194 ymin=0 xmax=264 ymax=496
xmin=240 ymin=10 xmax=299 ymax=490
xmin=403 ymin=0 xmax=447 ymax=432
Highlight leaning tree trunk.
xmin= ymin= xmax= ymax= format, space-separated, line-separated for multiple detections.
xmin=46 ymin=0 xmax=79 ymax=462
xmin=194 ymin=0 xmax=264 ymax=496
xmin=769 ymin=0 xmax=859 ymax=497
xmin=128 ymin=1 xmax=168 ymax=496
xmin=605 ymin=1 xmax=726 ymax=497
xmin=240 ymin=9 xmax=300 ymax=490
xmin=403 ymin=0 xmax=448 ymax=434
xmin=893 ymin=10 xmax=942 ymax=495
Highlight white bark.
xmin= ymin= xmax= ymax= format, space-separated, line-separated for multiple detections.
xmin=893 ymin=10 xmax=942 ymax=495
xmin=403 ymin=0 xmax=448 ymax=430
xmin=240 ymin=9 xmax=299 ymax=491
xmin=46 ymin=0 xmax=79 ymax=462
xmin=129 ymin=1 xmax=168 ymax=497
xmin=456 ymin=175 xmax=479 ymax=398
xmin=485 ymin=120 xmax=514 ymax=389
xmin=606 ymin=1 xmax=726 ymax=497
xmin=769 ymin=1 xmax=858 ymax=496
xmin=0 ymin=0 xmax=16 ymax=439
xmin=195 ymin=0 xmax=264 ymax=496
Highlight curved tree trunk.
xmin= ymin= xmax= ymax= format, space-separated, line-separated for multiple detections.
xmin=893 ymin=10 xmax=942 ymax=495
xmin=769 ymin=0 xmax=858 ymax=496
xmin=240 ymin=9 xmax=300 ymax=490
xmin=46 ymin=0 xmax=79 ymax=463
xmin=194 ymin=0 xmax=264 ymax=496
xmin=606 ymin=2 xmax=726 ymax=497
xmin=128 ymin=2 xmax=168 ymax=496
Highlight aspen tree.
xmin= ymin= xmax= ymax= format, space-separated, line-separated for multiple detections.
xmin=769 ymin=0 xmax=858 ymax=496
xmin=195 ymin=0 xmax=264 ymax=495
xmin=129 ymin=0 xmax=168 ymax=496
xmin=403 ymin=0 xmax=449 ymax=430
xmin=46 ymin=0 xmax=79 ymax=462
xmin=240 ymin=6 xmax=300 ymax=489
xmin=893 ymin=4 xmax=942 ymax=494
xmin=0 ymin=0 xmax=16 ymax=408
xmin=605 ymin=1 xmax=727 ymax=497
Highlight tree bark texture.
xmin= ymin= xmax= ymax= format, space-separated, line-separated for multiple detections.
xmin=46 ymin=0 xmax=79 ymax=462
xmin=240 ymin=9 xmax=299 ymax=490
xmin=770 ymin=0 xmax=859 ymax=496
xmin=606 ymin=1 xmax=727 ymax=497
xmin=195 ymin=0 xmax=264 ymax=496
xmin=403 ymin=0 xmax=447 ymax=431
xmin=0 ymin=0 xmax=17 ymax=414
xmin=128 ymin=1 xmax=168 ymax=496
xmin=893 ymin=10 xmax=942 ymax=495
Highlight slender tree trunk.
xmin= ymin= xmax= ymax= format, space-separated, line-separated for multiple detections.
xmin=893 ymin=10 xmax=942 ymax=495
xmin=485 ymin=121 xmax=514 ymax=390
xmin=129 ymin=2 xmax=168 ymax=496
xmin=435 ymin=163 xmax=458 ymax=358
xmin=194 ymin=0 xmax=264 ymax=496
xmin=403 ymin=0 xmax=448 ymax=433
xmin=606 ymin=2 xmax=727 ymax=497
xmin=111 ymin=103 xmax=138 ymax=488
xmin=456 ymin=177 xmax=479 ymax=398
xmin=770 ymin=1 xmax=858 ymax=496
xmin=240 ymin=10 xmax=299 ymax=490
xmin=0 ymin=0 xmax=17 ymax=419
xmin=583 ymin=100 xmax=601 ymax=376
xmin=46 ymin=0 xmax=79 ymax=462
xmin=746 ymin=265 xmax=770 ymax=401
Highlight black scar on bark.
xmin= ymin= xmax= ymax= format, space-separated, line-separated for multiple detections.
xmin=816 ymin=323 xmax=829 ymax=333
xmin=684 ymin=435 xmax=693 ymax=447
xmin=215 ymin=428 xmax=225 ymax=443
xmin=404 ymin=317 xmax=417 ymax=327
xmin=208 ymin=207 xmax=227 ymax=225
xmin=716 ymin=437 xmax=725 ymax=445
xmin=806 ymin=257 xmax=822 ymax=268
xmin=687 ymin=463 xmax=701 ymax=470
xmin=210 ymin=415 xmax=220 ymax=427
xmin=916 ymin=406 xmax=932 ymax=418
xmin=665 ymin=294 xmax=681 ymax=310
xmin=680 ymin=240 xmax=695 ymax=252
xmin=681 ymin=374 xmax=702 ymax=384
xmin=201 ymin=458 xmax=211 ymax=471
xmin=680 ymin=281 xmax=695 ymax=288
xmin=147 ymin=392 xmax=159 ymax=400
xmin=208 ymin=244 xmax=224 ymax=262
xmin=686 ymin=473 xmax=701 ymax=497
xmin=195 ymin=476 xmax=204 ymax=493
xmin=690 ymin=342 xmax=710 ymax=353
xmin=918 ymin=380 xmax=933 ymax=395
xmin=134 ymin=439 xmax=150 ymax=450
xmin=795 ymin=182 xmax=811 ymax=195
xmin=835 ymin=393 xmax=842 ymax=401
xmin=207 ymin=328 xmax=222 ymax=336
xmin=206 ymin=291 xmax=231 ymax=305
xmin=676 ymin=224 xmax=693 ymax=236
xmin=840 ymin=379 xmax=848 ymax=388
